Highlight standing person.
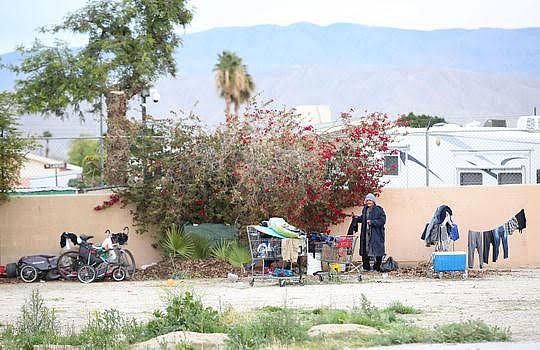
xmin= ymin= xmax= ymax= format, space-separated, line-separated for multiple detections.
xmin=347 ymin=193 xmax=387 ymax=271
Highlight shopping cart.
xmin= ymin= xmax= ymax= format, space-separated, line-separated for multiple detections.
xmin=246 ymin=225 xmax=307 ymax=287
xmin=312 ymin=235 xmax=361 ymax=282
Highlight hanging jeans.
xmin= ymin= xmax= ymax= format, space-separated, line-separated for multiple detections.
xmin=492 ymin=225 xmax=509 ymax=261
xmin=467 ymin=231 xmax=483 ymax=269
xmin=482 ymin=230 xmax=495 ymax=264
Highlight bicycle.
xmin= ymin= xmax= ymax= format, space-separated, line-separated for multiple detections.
xmin=57 ymin=228 xmax=135 ymax=281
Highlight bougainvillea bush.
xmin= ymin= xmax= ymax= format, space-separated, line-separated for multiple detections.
xmin=119 ymin=102 xmax=395 ymax=234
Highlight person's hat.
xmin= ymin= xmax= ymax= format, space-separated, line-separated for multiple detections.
xmin=364 ymin=193 xmax=376 ymax=204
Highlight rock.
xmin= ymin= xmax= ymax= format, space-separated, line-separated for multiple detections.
xmin=131 ymin=331 xmax=229 ymax=349
xmin=227 ymin=272 xmax=239 ymax=282
xmin=307 ymin=323 xmax=381 ymax=337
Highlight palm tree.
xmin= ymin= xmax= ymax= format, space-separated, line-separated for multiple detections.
xmin=42 ymin=130 xmax=52 ymax=158
xmin=213 ymin=51 xmax=255 ymax=117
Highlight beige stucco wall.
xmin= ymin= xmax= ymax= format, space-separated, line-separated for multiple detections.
xmin=1 ymin=186 xmax=538 ymax=269
xmin=0 ymin=194 xmax=161 ymax=267
xmin=329 ymin=185 xmax=540 ymax=268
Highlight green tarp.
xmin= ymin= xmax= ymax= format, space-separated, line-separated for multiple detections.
xmin=182 ymin=223 xmax=239 ymax=243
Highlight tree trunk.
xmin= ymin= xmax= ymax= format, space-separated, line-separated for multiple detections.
xmin=234 ymin=101 xmax=240 ymax=117
xmin=225 ymin=95 xmax=231 ymax=116
xmin=104 ymin=90 xmax=131 ymax=186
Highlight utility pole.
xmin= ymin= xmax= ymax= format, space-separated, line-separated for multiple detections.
xmin=99 ymin=95 xmax=104 ymax=187
xmin=425 ymin=118 xmax=433 ymax=187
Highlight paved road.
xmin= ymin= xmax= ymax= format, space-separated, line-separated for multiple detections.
xmin=1 ymin=269 xmax=539 ymax=342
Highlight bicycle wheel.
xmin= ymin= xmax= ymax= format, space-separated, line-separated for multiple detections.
xmin=112 ymin=266 xmax=127 ymax=282
xmin=20 ymin=265 xmax=38 ymax=283
xmin=77 ymin=265 xmax=96 ymax=284
xmin=57 ymin=251 xmax=80 ymax=280
xmin=118 ymin=249 xmax=136 ymax=279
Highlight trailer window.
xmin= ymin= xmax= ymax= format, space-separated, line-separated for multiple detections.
xmin=498 ymin=172 xmax=523 ymax=185
xmin=460 ymin=172 xmax=482 ymax=186
xmin=384 ymin=155 xmax=399 ymax=175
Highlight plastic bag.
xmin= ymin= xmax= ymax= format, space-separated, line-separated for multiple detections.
xmin=380 ymin=256 xmax=398 ymax=272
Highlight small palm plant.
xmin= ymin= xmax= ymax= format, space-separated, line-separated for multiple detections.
xmin=160 ymin=224 xmax=195 ymax=259
xmin=226 ymin=242 xmax=251 ymax=273
xmin=210 ymin=240 xmax=233 ymax=261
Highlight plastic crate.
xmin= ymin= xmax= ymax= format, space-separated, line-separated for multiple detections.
xmin=432 ymin=251 xmax=466 ymax=272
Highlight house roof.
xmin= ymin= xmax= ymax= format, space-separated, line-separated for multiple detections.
xmin=25 ymin=153 xmax=83 ymax=172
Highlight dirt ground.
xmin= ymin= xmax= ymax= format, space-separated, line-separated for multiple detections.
xmin=1 ymin=269 xmax=539 ymax=342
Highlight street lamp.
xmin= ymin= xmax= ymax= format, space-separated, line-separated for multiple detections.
xmin=140 ymin=87 xmax=161 ymax=126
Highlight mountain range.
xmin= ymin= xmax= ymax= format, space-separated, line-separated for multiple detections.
xmin=2 ymin=22 xmax=540 ymax=137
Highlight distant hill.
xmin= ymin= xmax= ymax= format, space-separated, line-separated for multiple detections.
xmin=2 ymin=22 xmax=540 ymax=136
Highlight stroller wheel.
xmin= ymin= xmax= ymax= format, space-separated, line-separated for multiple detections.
xmin=77 ymin=265 xmax=96 ymax=284
xmin=20 ymin=265 xmax=38 ymax=283
xmin=112 ymin=266 xmax=127 ymax=282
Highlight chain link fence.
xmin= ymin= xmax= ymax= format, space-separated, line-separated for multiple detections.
xmin=383 ymin=127 xmax=540 ymax=188
xmin=17 ymin=126 xmax=540 ymax=192
xmin=17 ymin=136 xmax=105 ymax=192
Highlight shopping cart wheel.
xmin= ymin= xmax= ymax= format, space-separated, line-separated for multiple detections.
xmin=279 ymin=279 xmax=286 ymax=287
xmin=318 ymin=275 xmax=324 ymax=282
xmin=249 ymin=278 xmax=255 ymax=287
xmin=357 ymin=275 xmax=362 ymax=282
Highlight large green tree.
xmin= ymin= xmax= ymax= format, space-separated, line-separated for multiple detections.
xmin=9 ymin=0 xmax=193 ymax=185
xmin=0 ymin=92 xmax=34 ymax=201
xmin=214 ymin=51 xmax=255 ymax=118
xmin=397 ymin=112 xmax=447 ymax=128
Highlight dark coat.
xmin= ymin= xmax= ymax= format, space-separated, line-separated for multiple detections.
xmin=347 ymin=205 xmax=386 ymax=257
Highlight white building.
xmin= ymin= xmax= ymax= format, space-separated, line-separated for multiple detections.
xmin=18 ymin=154 xmax=82 ymax=189
xmin=294 ymin=105 xmax=332 ymax=125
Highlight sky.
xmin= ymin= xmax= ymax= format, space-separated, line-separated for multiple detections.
xmin=1 ymin=0 xmax=540 ymax=54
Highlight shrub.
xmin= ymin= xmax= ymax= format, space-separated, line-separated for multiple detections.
xmin=385 ymin=301 xmax=421 ymax=315
xmin=10 ymin=290 xmax=59 ymax=349
xmin=68 ymin=309 xmax=145 ymax=348
xmin=227 ymin=308 xmax=308 ymax=349
xmin=430 ymin=320 xmax=511 ymax=343
xmin=144 ymin=291 xmax=226 ymax=337
xmin=120 ymin=102 xmax=395 ymax=235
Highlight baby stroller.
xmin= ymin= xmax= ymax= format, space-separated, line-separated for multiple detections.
xmin=17 ymin=255 xmax=61 ymax=283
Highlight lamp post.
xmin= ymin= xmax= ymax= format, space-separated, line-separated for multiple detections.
xmin=140 ymin=87 xmax=150 ymax=127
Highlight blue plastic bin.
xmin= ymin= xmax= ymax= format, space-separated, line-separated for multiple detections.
xmin=432 ymin=251 xmax=466 ymax=272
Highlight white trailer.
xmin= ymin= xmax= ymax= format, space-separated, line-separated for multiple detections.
xmin=382 ymin=116 xmax=540 ymax=188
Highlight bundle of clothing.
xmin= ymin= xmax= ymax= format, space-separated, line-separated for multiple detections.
xmin=421 ymin=205 xmax=459 ymax=251
xmin=468 ymin=209 xmax=526 ymax=269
